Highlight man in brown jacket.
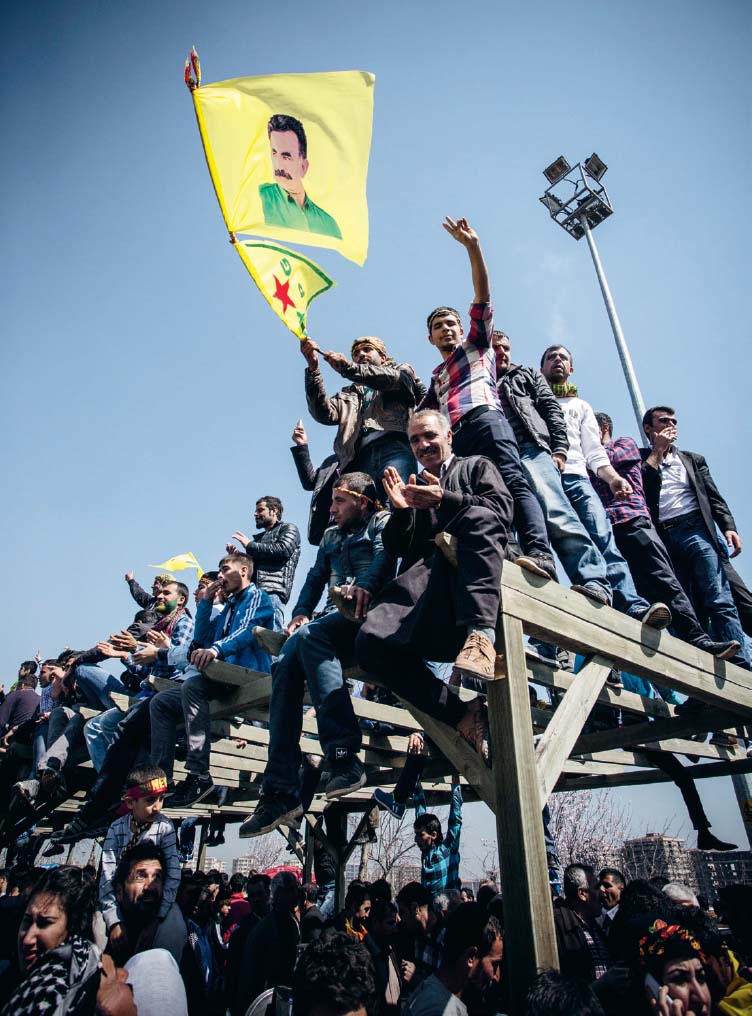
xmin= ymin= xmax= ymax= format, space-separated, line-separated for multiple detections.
xmin=300 ymin=335 xmax=426 ymax=504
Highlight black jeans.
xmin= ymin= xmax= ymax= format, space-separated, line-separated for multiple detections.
xmin=452 ymin=409 xmax=551 ymax=558
xmin=613 ymin=516 xmax=709 ymax=646
xmin=78 ymin=698 xmax=151 ymax=822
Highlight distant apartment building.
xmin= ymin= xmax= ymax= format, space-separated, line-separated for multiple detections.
xmin=692 ymin=850 xmax=752 ymax=902
xmin=621 ymin=833 xmax=697 ymax=889
xmin=232 ymin=855 xmax=259 ymax=876
xmin=203 ymin=857 xmax=227 ymax=873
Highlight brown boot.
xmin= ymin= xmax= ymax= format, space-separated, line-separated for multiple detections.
xmin=451 ymin=631 xmax=497 ymax=683
xmin=456 ymin=697 xmax=490 ymax=764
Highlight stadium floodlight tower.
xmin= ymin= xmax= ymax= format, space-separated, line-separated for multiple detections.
xmin=539 ymin=154 xmax=648 ymax=446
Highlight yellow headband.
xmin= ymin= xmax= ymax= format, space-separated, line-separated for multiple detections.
xmin=335 ymin=486 xmax=384 ymax=511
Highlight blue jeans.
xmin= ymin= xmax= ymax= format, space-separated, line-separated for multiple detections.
xmin=264 ymin=610 xmax=362 ymax=797
xmin=74 ymin=664 xmax=127 ymax=710
xmin=268 ymin=593 xmax=285 ymax=633
xmin=84 ymin=707 xmax=124 ymax=771
xmin=661 ymin=514 xmax=751 ymax=668
xmin=351 ymin=433 xmax=416 ymax=507
xmin=561 ymin=474 xmax=649 ymax=617
xmin=32 ymin=721 xmax=49 ymax=772
xmin=520 ymin=444 xmax=610 ymax=596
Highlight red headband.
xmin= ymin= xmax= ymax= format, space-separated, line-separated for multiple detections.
xmin=124 ymin=776 xmax=168 ymax=800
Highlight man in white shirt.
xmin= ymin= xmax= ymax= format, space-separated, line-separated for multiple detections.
xmin=539 ymin=345 xmax=670 ymax=627
xmin=641 ymin=406 xmax=750 ymax=668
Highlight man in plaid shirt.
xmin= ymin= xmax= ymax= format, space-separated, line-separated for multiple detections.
xmin=420 ymin=217 xmax=557 ymax=607
xmin=413 ymin=780 xmax=462 ymax=895
xmin=591 ymin=412 xmax=740 ymax=663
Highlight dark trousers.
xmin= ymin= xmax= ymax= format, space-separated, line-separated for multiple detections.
xmin=613 ymin=516 xmax=709 ymax=646
xmin=452 ymin=409 xmax=550 ymax=558
xmin=724 ymin=558 xmax=752 ymax=638
xmin=394 ymin=754 xmax=427 ymax=803
xmin=641 ymin=749 xmax=711 ymax=832
xmin=79 ymin=698 xmax=151 ymax=821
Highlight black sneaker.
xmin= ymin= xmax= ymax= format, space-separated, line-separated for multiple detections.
xmin=571 ymin=583 xmax=611 ymax=606
xmin=639 ymin=603 xmax=672 ymax=629
xmin=168 ymin=774 xmax=214 ymax=808
xmin=239 ymin=795 xmax=302 ymax=837
xmin=49 ymin=813 xmax=110 ymax=845
xmin=701 ymin=639 xmax=741 ymax=662
xmin=517 ymin=554 xmax=557 ymax=581
xmin=324 ymin=757 xmax=367 ymax=799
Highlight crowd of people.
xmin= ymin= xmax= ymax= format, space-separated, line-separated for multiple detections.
xmin=2 ymin=214 xmax=751 ymax=1013
xmin=0 ymin=849 xmax=751 ymax=1015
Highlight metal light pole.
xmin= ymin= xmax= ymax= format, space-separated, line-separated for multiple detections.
xmin=539 ymin=155 xmax=648 ymax=446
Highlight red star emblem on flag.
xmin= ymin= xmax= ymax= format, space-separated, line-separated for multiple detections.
xmin=272 ymin=275 xmax=296 ymax=313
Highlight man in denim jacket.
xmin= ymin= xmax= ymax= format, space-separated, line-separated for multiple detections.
xmin=240 ymin=472 xmax=394 ymax=837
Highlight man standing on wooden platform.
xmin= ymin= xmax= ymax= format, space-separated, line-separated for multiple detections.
xmin=356 ymin=408 xmax=513 ymax=756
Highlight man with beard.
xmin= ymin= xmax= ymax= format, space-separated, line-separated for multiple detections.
xmin=110 ymin=842 xmax=187 ymax=965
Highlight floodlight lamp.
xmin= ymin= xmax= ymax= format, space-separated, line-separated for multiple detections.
xmin=542 ymin=156 xmax=572 ymax=186
xmin=584 ymin=152 xmax=607 ymax=181
xmin=540 ymin=193 xmax=564 ymax=214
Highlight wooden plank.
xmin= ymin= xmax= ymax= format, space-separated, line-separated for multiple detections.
xmin=501 ymin=576 xmax=752 ymax=717
xmin=572 ymin=709 xmax=741 ymax=756
xmin=530 ymin=663 xmax=677 ymax=720
xmin=558 ymin=756 xmax=752 ymax=791
xmin=535 ymin=654 xmax=612 ymax=804
xmin=489 ymin=614 xmax=559 ymax=1007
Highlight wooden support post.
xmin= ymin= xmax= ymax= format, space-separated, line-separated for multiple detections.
xmin=328 ymin=806 xmax=349 ymax=915
xmin=489 ymin=615 xmax=558 ymax=1010
xmin=535 ymin=654 xmax=612 ymax=803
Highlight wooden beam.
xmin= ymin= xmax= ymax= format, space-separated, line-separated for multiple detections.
xmin=501 ymin=565 xmax=752 ymax=717
xmin=572 ymin=709 xmax=741 ymax=756
xmin=535 ymin=654 xmax=612 ymax=804
xmin=489 ymin=614 xmax=559 ymax=1008
xmin=558 ymin=756 xmax=752 ymax=791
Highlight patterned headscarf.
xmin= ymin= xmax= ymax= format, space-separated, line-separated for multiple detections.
xmin=1 ymin=935 xmax=100 ymax=1016
xmin=638 ymin=919 xmax=708 ymax=978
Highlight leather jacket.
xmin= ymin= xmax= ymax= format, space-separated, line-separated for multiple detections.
xmin=497 ymin=363 xmax=569 ymax=456
xmin=244 ymin=521 xmax=301 ymax=605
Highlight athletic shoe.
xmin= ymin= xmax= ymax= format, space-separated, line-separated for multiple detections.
xmin=516 ymin=554 xmax=557 ymax=581
xmin=606 ymin=670 xmax=624 ymax=689
xmin=11 ymin=780 xmax=40 ymax=809
xmin=373 ymin=788 xmax=406 ymax=820
xmin=49 ymin=813 xmax=110 ymax=845
xmin=571 ymin=583 xmax=611 ymax=606
xmin=639 ymin=603 xmax=672 ymax=629
xmin=700 ymin=639 xmax=741 ymax=662
xmin=168 ymin=774 xmax=215 ymax=808
xmin=239 ymin=796 xmax=303 ymax=838
xmin=324 ymin=757 xmax=367 ymax=799
xmin=252 ymin=626 xmax=288 ymax=657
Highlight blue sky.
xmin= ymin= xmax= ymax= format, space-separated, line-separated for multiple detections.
xmin=3 ymin=0 xmax=750 ymax=863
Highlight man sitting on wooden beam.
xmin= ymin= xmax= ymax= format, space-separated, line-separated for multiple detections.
xmin=355 ymin=409 xmax=513 ymax=758
xmin=240 ymin=472 xmax=394 ymax=838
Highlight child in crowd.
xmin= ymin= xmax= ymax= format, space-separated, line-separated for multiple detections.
xmin=98 ymin=765 xmax=181 ymax=951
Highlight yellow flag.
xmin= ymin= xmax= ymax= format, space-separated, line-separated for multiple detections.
xmin=234 ymin=240 xmax=334 ymax=338
xmin=191 ymin=70 xmax=375 ymax=265
xmin=150 ymin=553 xmax=204 ymax=580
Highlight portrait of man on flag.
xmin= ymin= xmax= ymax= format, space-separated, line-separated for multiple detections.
xmin=191 ymin=69 xmax=375 ymax=265
xmin=260 ymin=113 xmax=342 ymax=239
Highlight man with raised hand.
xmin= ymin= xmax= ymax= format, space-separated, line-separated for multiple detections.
xmin=356 ymin=408 xmax=514 ymax=757
xmin=539 ymin=344 xmax=671 ymax=629
xmin=420 ymin=216 xmax=557 ymax=583
xmin=641 ymin=405 xmax=751 ymax=667
xmin=240 ymin=472 xmax=394 ymax=838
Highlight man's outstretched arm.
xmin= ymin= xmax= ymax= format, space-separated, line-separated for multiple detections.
xmin=443 ymin=216 xmax=490 ymax=304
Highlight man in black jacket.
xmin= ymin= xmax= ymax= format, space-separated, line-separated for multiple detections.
xmin=494 ymin=331 xmax=612 ymax=607
xmin=356 ymin=408 xmax=514 ymax=755
xmin=641 ymin=406 xmax=750 ymax=667
xmin=554 ymin=864 xmax=610 ymax=982
xmin=229 ymin=495 xmax=301 ymax=630
xmin=290 ymin=420 xmax=339 ymax=546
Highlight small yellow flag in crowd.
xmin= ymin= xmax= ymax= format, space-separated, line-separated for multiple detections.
xmin=234 ymin=240 xmax=334 ymax=338
xmin=150 ymin=553 xmax=204 ymax=580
